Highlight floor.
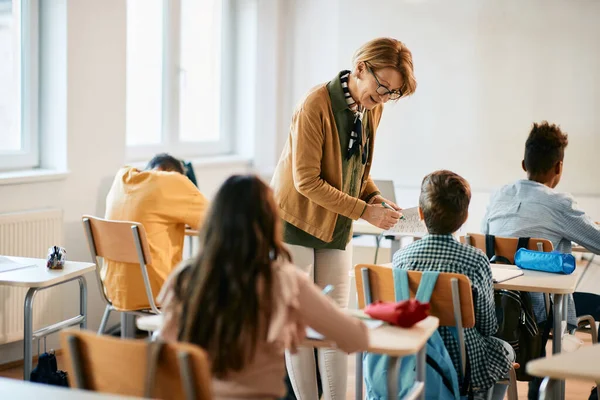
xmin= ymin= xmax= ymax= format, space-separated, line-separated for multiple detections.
xmin=0 ymin=332 xmax=596 ymax=399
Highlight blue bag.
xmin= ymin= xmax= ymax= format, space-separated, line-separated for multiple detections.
xmin=514 ymin=248 xmax=576 ymax=275
xmin=363 ymin=269 xmax=461 ymax=400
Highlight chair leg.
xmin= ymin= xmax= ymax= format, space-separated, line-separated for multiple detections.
xmin=577 ymin=315 xmax=598 ymax=344
xmin=507 ymin=366 xmax=518 ymax=400
xmin=97 ymin=306 xmax=111 ymax=335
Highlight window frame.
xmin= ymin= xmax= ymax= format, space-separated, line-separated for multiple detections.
xmin=126 ymin=0 xmax=234 ymax=162
xmin=0 ymin=0 xmax=40 ymax=171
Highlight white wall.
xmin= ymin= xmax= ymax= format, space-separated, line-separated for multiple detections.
xmin=276 ymin=0 xmax=600 ymax=231
xmin=0 ymin=0 xmax=248 ymax=364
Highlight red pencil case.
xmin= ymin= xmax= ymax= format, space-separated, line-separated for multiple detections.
xmin=364 ymin=299 xmax=430 ymax=328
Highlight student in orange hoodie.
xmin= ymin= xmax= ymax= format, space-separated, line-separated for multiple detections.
xmin=104 ymin=153 xmax=209 ymax=311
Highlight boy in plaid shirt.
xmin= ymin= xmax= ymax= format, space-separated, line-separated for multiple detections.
xmin=393 ymin=170 xmax=514 ymax=399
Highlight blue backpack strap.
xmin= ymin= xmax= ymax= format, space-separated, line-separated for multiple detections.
xmin=414 ymin=271 xmax=440 ymax=303
xmin=392 ymin=268 xmax=410 ymax=301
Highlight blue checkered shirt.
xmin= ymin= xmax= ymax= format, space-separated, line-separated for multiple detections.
xmin=481 ymin=179 xmax=600 ymax=326
xmin=392 ymin=234 xmax=512 ymax=391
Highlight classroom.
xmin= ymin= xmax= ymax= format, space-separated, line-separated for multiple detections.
xmin=0 ymin=0 xmax=598 ymax=399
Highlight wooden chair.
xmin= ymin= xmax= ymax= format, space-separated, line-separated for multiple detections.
xmin=355 ymin=263 xmax=518 ymax=400
xmin=60 ymin=329 xmax=212 ymax=399
xmin=82 ymin=215 xmax=161 ymax=335
xmin=459 ymin=233 xmax=553 ymax=264
xmin=459 ymin=233 xmax=599 ymax=344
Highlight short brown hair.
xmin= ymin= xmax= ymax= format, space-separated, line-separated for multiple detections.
xmin=524 ymin=121 xmax=569 ymax=176
xmin=419 ymin=170 xmax=471 ymax=234
xmin=352 ymin=37 xmax=417 ymax=98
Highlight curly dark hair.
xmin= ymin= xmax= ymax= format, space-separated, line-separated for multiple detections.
xmin=419 ymin=170 xmax=471 ymax=234
xmin=524 ymin=121 xmax=569 ymax=176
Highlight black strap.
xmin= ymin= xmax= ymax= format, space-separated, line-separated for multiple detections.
xmin=517 ymin=237 xmax=531 ymax=251
xmin=485 ymin=235 xmax=511 ymax=264
xmin=426 ymin=355 xmax=456 ymax=397
xmin=485 ymin=234 xmax=496 ymax=259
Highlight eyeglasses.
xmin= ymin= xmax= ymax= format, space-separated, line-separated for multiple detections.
xmin=365 ymin=63 xmax=403 ymax=100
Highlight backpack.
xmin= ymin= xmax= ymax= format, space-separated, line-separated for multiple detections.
xmin=484 ymin=234 xmax=545 ymax=381
xmin=30 ymin=350 xmax=69 ymax=386
xmin=363 ymin=269 xmax=465 ymax=400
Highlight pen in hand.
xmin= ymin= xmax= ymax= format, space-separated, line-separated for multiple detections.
xmin=382 ymin=202 xmax=405 ymax=220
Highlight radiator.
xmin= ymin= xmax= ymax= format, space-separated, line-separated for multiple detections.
xmin=0 ymin=209 xmax=64 ymax=345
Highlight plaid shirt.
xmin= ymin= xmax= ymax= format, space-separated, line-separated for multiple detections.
xmin=392 ymin=234 xmax=512 ymax=391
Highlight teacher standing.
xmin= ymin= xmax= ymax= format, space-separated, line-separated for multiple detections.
xmin=271 ymin=37 xmax=417 ymax=400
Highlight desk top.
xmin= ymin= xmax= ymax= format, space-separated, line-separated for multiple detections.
xmin=0 ymin=257 xmax=95 ymax=288
xmin=307 ymin=310 xmax=439 ymax=357
xmin=353 ymin=220 xmax=383 ymax=236
xmin=526 ymin=343 xmax=600 ymax=383
xmin=492 ymin=265 xmax=580 ymax=294
xmin=137 ymin=312 xmax=440 ymax=357
xmin=185 ymin=228 xmax=198 ymax=236
xmin=137 ymin=314 xmax=162 ymax=331
xmin=0 ymin=377 xmax=141 ymax=399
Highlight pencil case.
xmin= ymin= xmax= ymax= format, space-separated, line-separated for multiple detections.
xmin=514 ymin=248 xmax=576 ymax=275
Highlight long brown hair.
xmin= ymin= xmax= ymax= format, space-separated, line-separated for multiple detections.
xmin=172 ymin=175 xmax=291 ymax=378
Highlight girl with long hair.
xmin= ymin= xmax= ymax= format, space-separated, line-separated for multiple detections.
xmin=158 ymin=175 xmax=368 ymax=399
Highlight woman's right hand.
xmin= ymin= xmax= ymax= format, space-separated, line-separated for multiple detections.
xmin=362 ymin=204 xmax=401 ymax=230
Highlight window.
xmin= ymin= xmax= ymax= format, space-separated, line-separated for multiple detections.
xmin=0 ymin=0 xmax=39 ymax=171
xmin=126 ymin=0 xmax=231 ymax=160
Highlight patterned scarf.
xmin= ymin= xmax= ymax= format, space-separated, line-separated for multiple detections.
xmin=340 ymin=71 xmax=367 ymax=164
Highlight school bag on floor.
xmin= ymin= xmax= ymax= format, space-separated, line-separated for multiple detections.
xmin=363 ymin=269 xmax=466 ymax=400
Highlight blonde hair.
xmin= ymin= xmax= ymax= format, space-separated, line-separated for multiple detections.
xmin=352 ymin=37 xmax=417 ymax=98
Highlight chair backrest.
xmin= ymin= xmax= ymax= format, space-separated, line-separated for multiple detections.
xmin=82 ymin=215 xmax=152 ymax=265
xmin=60 ymin=329 xmax=212 ymax=400
xmin=82 ymin=215 xmax=159 ymax=313
xmin=373 ymin=179 xmax=396 ymax=204
xmin=355 ymin=264 xmax=475 ymax=328
xmin=460 ymin=233 xmax=553 ymax=264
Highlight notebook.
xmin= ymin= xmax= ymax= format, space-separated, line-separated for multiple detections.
xmin=492 ymin=267 xmax=524 ymax=283
xmin=383 ymin=207 xmax=428 ymax=236
xmin=0 ymin=256 xmax=36 ymax=273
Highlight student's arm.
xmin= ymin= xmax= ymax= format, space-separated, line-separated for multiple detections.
xmin=295 ymin=271 xmax=369 ymax=353
xmin=160 ymin=174 xmax=210 ymax=230
xmin=559 ymin=198 xmax=600 ymax=254
xmin=480 ymin=206 xmax=491 ymax=234
xmin=156 ymin=263 xmax=190 ymax=342
xmin=473 ymin=258 xmax=499 ymax=336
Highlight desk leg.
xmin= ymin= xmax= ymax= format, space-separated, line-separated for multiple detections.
xmin=552 ymin=293 xmax=565 ymax=400
xmin=121 ymin=313 xmax=136 ymax=338
xmin=387 ymin=356 xmax=399 ymax=399
xmin=416 ymin=347 xmax=426 ymax=400
xmin=78 ymin=277 xmax=87 ymax=330
xmin=355 ymin=352 xmax=363 ymax=400
xmin=390 ymin=239 xmax=401 ymax=262
xmin=23 ymin=287 xmax=38 ymax=381
xmin=187 ymin=235 xmax=194 ymax=258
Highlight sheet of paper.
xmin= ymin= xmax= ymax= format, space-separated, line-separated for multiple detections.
xmin=306 ymin=327 xmax=324 ymax=340
xmin=0 ymin=256 xmax=36 ymax=273
xmin=363 ymin=319 xmax=384 ymax=329
xmin=491 ymin=267 xmax=524 ymax=283
xmin=383 ymin=207 xmax=428 ymax=236
xmin=305 ymin=319 xmax=384 ymax=341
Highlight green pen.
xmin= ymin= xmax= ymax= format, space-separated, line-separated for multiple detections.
xmin=382 ymin=202 xmax=405 ymax=220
